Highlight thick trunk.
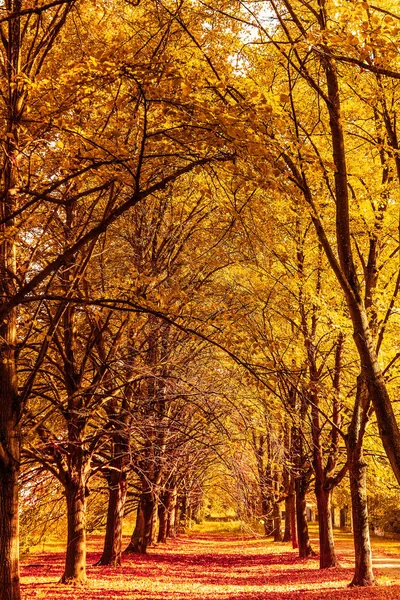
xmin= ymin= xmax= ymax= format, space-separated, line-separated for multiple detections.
xmin=347 ymin=373 xmax=375 ymax=587
xmin=283 ymin=487 xmax=298 ymax=548
xmin=60 ymin=481 xmax=87 ymax=584
xmin=179 ymin=493 xmax=188 ymax=534
xmin=315 ymin=486 xmax=337 ymax=568
xmin=157 ymin=493 xmax=169 ymax=544
xmin=318 ymin=53 xmax=400 ymax=489
xmin=124 ymin=500 xmax=143 ymax=553
xmin=350 ymin=305 xmax=400 ymax=487
xmin=292 ymin=397 xmax=312 ymax=557
xmin=283 ymin=495 xmax=292 ymax=542
xmin=0 ymin=450 xmax=20 ymax=600
xmin=166 ymin=487 xmax=177 ymax=538
xmin=295 ymin=477 xmax=313 ymax=558
xmin=261 ymin=494 xmax=273 ymax=536
xmin=124 ymin=492 xmax=153 ymax=554
xmin=96 ymin=472 xmax=127 ymax=566
xmin=309 ymin=350 xmax=339 ymax=569
xmin=348 ymin=451 xmax=375 ymax=586
xmin=149 ymin=496 xmax=158 ymax=546
xmin=272 ymin=502 xmax=282 ymax=542
xmin=263 ymin=516 xmax=274 ymax=537
xmin=0 ymin=314 xmax=20 ymax=600
xmin=0 ymin=8 xmax=21 ymax=595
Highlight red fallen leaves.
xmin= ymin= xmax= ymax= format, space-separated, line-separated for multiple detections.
xmin=21 ymin=532 xmax=400 ymax=600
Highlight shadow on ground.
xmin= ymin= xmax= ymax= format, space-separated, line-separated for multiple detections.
xmin=21 ymin=532 xmax=400 ymax=600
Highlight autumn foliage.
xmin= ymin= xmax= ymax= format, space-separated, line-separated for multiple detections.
xmin=21 ymin=531 xmax=400 ymax=600
xmin=2 ymin=0 xmax=400 ymax=599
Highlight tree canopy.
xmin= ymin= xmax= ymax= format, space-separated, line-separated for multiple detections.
xmin=2 ymin=1 xmax=400 ymax=599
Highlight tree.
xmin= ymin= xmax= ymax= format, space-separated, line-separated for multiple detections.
xmin=0 ymin=2 xmax=78 ymax=597
xmin=202 ymin=0 xmax=400 ymax=583
xmin=1 ymin=0 xmax=235 ymax=592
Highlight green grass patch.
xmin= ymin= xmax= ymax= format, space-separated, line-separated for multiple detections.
xmin=191 ymin=520 xmax=246 ymax=534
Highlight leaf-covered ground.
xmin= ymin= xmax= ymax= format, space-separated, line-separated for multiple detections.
xmin=21 ymin=530 xmax=400 ymax=599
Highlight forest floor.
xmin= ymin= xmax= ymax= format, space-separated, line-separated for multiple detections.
xmin=21 ymin=526 xmax=400 ymax=600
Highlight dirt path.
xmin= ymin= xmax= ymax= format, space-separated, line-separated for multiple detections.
xmin=21 ymin=532 xmax=400 ymax=600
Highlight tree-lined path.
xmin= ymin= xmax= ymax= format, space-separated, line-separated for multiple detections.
xmin=4 ymin=1 xmax=400 ymax=599
xmin=21 ymin=530 xmax=400 ymax=600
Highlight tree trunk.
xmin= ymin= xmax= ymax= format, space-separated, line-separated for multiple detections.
xmin=0 ymin=6 xmax=22 ymax=596
xmin=124 ymin=500 xmax=143 ymax=553
xmin=315 ymin=485 xmax=337 ymax=568
xmin=96 ymin=472 xmax=127 ymax=566
xmin=0 ymin=449 xmax=20 ymax=600
xmin=187 ymin=505 xmax=193 ymax=529
xmin=167 ymin=487 xmax=178 ymax=538
xmin=290 ymin=492 xmax=298 ymax=549
xmin=179 ymin=493 xmax=189 ymax=534
xmin=158 ymin=492 xmax=169 ymax=544
xmin=295 ymin=476 xmax=313 ymax=558
xmin=124 ymin=491 xmax=153 ymax=554
xmin=354 ymin=314 xmax=400 ymax=486
xmin=263 ymin=515 xmax=274 ymax=537
xmin=283 ymin=495 xmax=292 ymax=542
xmin=260 ymin=493 xmax=273 ymax=536
xmin=347 ymin=374 xmax=375 ymax=586
xmin=272 ymin=502 xmax=282 ymax=542
xmin=283 ymin=486 xmax=298 ymax=548
xmin=149 ymin=496 xmax=158 ymax=546
xmin=310 ymin=49 xmax=400 ymax=490
xmin=0 ymin=296 xmax=20 ymax=600
xmin=60 ymin=480 xmax=87 ymax=584
xmin=348 ymin=451 xmax=375 ymax=586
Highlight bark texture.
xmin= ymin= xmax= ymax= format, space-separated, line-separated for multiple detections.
xmin=283 ymin=495 xmax=292 ymax=543
xmin=295 ymin=476 xmax=313 ymax=558
xmin=166 ymin=487 xmax=178 ymax=539
xmin=97 ymin=471 xmax=127 ymax=566
xmin=157 ymin=493 xmax=169 ymax=544
xmin=0 ymin=3 xmax=22 ymax=597
xmin=124 ymin=491 xmax=154 ymax=554
xmin=315 ymin=486 xmax=337 ymax=569
xmin=272 ymin=502 xmax=283 ymax=542
xmin=349 ymin=455 xmax=375 ymax=586
xmin=347 ymin=375 xmax=375 ymax=587
xmin=61 ymin=481 xmax=87 ymax=584
xmin=0 ymin=452 xmax=20 ymax=600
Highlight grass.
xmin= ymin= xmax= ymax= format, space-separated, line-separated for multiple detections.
xmin=191 ymin=520 xmax=248 ymax=535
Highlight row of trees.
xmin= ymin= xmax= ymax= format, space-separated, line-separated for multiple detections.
xmin=0 ymin=0 xmax=237 ymax=597
xmin=207 ymin=0 xmax=400 ymax=587
xmin=2 ymin=0 xmax=400 ymax=599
